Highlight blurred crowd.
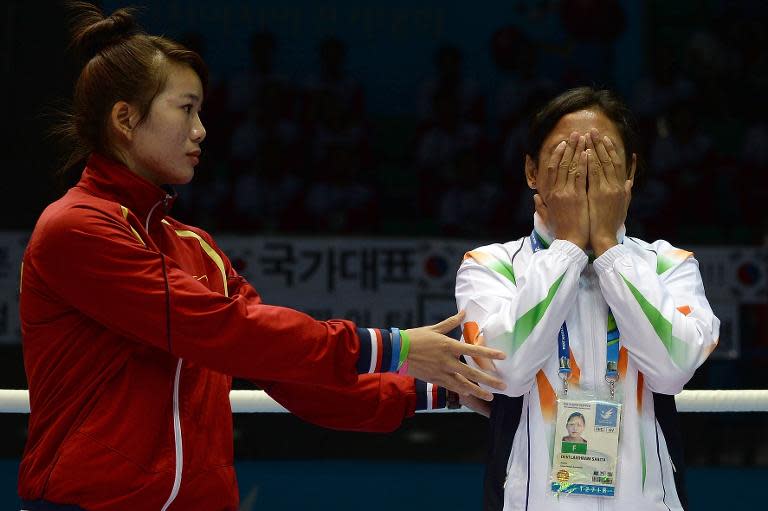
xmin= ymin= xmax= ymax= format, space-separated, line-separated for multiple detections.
xmin=172 ymin=4 xmax=768 ymax=246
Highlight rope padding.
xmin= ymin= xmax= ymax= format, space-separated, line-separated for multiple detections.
xmin=1 ymin=389 xmax=767 ymax=414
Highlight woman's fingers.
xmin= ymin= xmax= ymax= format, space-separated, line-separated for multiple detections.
xmin=603 ymin=135 xmax=625 ymax=182
xmin=415 ymin=365 xmax=493 ymax=401
xmin=575 ymin=151 xmax=587 ymax=196
xmin=462 ymin=325 xmax=495 ymax=371
xmin=459 ymin=396 xmax=491 ymax=417
xmin=546 ymin=140 xmax=567 ymax=191
xmin=430 ymin=310 xmax=465 ymax=334
xmin=450 ymin=342 xmax=506 ymax=391
xmin=588 ymin=128 xmax=601 ymax=149
xmin=459 ymin=392 xmax=492 ymax=417
xmin=566 ymin=135 xmax=586 ymax=189
xmin=452 ymin=373 xmax=495 ymax=404
xmin=453 ymin=341 xmax=506 ymax=362
xmin=557 ymin=132 xmax=579 ymax=189
xmin=457 ymin=379 xmax=494 ymax=401
xmin=585 ymin=130 xmax=600 ymax=179
xmin=451 ymin=359 xmax=506 ymax=394
xmin=586 ymin=149 xmax=601 ymax=195
xmin=453 ymin=373 xmax=493 ymax=403
xmin=576 ymin=149 xmax=588 ymax=192
xmin=591 ymin=129 xmax=616 ymax=183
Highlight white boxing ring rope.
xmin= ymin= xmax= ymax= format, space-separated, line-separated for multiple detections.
xmin=1 ymin=389 xmax=768 ymax=414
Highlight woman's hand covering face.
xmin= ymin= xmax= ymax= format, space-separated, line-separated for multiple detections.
xmin=585 ymin=128 xmax=633 ymax=256
xmin=534 ymin=131 xmax=590 ymax=250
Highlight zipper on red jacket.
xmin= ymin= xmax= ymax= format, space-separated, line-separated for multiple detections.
xmin=145 ymin=194 xmax=173 ymax=234
xmin=160 ymin=359 xmax=184 ymax=511
xmin=145 ymin=193 xmax=185 ymax=510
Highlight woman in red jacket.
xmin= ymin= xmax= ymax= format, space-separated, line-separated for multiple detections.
xmin=17 ymin=4 xmax=505 ymax=510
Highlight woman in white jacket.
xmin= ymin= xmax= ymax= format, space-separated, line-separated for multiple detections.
xmin=455 ymin=87 xmax=719 ymax=511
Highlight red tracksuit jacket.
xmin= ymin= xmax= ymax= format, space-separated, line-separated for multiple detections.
xmin=18 ymin=154 xmax=445 ymax=510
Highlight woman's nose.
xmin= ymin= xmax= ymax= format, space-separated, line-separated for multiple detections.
xmin=192 ymin=115 xmax=206 ymax=143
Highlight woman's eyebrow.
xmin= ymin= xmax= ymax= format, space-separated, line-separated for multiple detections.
xmin=180 ymin=92 xmax=201 ymax=102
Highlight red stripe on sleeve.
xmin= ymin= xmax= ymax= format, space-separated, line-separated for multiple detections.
xmin=374 ymin=329 xmax=383 ymax=373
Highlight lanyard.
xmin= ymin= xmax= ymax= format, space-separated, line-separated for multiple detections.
xmin=530 ymin=231 xmax=620 ymax=399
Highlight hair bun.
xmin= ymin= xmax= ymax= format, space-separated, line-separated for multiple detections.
xmin=69 ymin=2 xmax=141 ymax=61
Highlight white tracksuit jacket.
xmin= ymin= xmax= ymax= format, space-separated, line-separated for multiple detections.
xmin=455 ymin=214 xmax=719 ymax=511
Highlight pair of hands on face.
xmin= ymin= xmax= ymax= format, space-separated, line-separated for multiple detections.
xmin=534 ymin=128 xmax=632 ymax=257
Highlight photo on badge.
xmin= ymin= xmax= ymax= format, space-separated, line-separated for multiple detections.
xmin=551 ymin=399 xmax=622 ymax=497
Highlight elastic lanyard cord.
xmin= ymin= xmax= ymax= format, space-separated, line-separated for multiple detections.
xmin=529 ymin=231 xmax=620 ymax=399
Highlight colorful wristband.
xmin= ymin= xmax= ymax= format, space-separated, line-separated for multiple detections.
xmin=389 ymin=327 xmax=402 ymax=373
xmin=356 ymin=327 xmax=411 ymax=375
xmin=398 ymin=329 xmax=410 ymax=370
xmin=415 ymin=379 xmax=446 ymax=410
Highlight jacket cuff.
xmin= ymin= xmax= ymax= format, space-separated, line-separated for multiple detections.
xmin=415 ymin=379 xmax=447 ymax=410
xmin=356 ymin=327 xmax=399 ymax=374
xmin=593 ymin=244 xmax=632 ymax=275
xmin=549 ymin=239 xmax=589 ymax=269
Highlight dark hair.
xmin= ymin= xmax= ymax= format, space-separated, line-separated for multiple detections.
xmin=56 ymin=2 xmax=208 ymax=174
xmin=567 ymin=412 xmax=586 ymax=424
xmin=525 ymin=87 xmax=638 ymax=166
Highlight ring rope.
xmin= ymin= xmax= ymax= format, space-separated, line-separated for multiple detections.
xmin=1 ymin=389 xmax=767 ymax=414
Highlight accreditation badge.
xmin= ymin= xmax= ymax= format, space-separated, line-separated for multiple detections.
xmin=550 ymin=398 xmax=622 ymax=497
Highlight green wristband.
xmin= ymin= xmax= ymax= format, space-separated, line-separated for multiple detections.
xmin=398 ymin=330 xmax=410 ymax=370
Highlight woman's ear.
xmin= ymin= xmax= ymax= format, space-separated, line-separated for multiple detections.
xmin=110 ymin=101 xmax=139 ymax=142
xmin=524 ymin=155 xmax=537 ymax=189
xmin=628 ymin=153 xmax=637 ymax=185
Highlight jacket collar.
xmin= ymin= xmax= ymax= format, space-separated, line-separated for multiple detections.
xmin=78 ymin=153 xmax=177 ymax=229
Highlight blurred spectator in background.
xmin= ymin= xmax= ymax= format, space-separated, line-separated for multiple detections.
xmin=232 ymin=136 xmax=306 ymax=233
xmin=557 ymin=0 xmax=626 ymax=88
xmin=301 ymin=37 xmax=374 ymax=233
xmin=229 ymin=79 xmax=303 ymax=227
xmin=415 ymin=87 xmax=489 ymax=221
xmin=229 ymin=32 xmax=290 ymax=118
xmin=736 ymin=99 xmax=768 ymax=245
xmin=230 ymin=82 xmax=299 ymax=168
xmin=306 ymin=143 xmax=380 ymax=233
xmin=436 ymin=148 xmax=500 ymax=238
xmin=311 ymin=85 xmax=371 ymax=177
xmin=491 ymin=26 xmax=555 ymax=140
xmin=303 ymin=37 xmax=366 ymax=127
xmin=630 ymin=47 xmax=695 ymax=156
xmin=419 ymin=45 xmax=485 ymax=126
xmin=415 ymin=44 xmax=488 ymax=224
xmin=228 ymin=33 xmax=297 ymax=180
xmin=646 ymin=98 xmax=715 ymax=238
